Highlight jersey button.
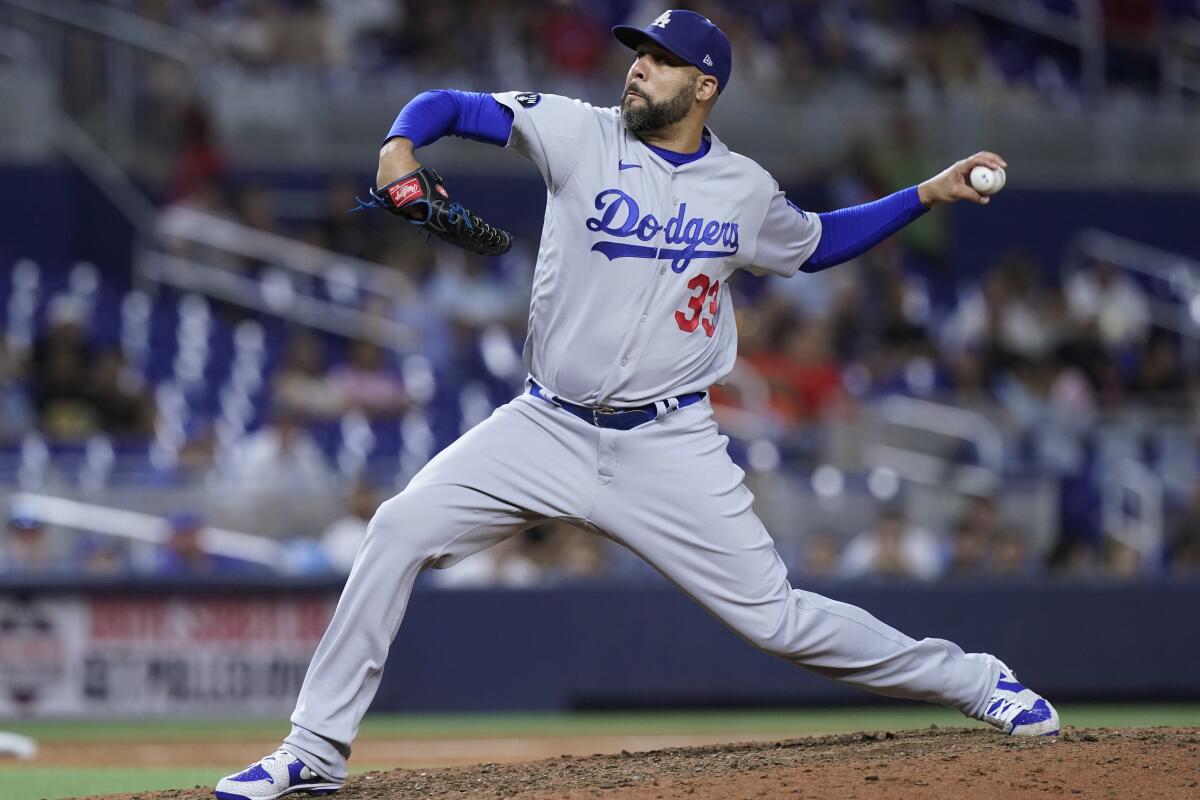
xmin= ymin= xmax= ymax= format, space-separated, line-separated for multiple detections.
xmin=659 ymin=266 xmax=666 ymax=275
xmin=640 ymin=314 xmax=648 ymax=322
xmin=620 ymin=357 xmax=629 ymax=366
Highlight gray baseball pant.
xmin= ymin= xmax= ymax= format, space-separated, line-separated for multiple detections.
xmin=284 ymin=392 xmax=997 ymax=781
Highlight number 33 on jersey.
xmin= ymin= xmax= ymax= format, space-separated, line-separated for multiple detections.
xmin=492 ymin=90 xmax=823 ymax=406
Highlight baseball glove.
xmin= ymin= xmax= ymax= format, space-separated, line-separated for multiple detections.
xmin=355 ymin=166 xmax=513 ymax=257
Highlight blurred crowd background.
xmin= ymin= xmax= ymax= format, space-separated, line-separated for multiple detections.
xmin=1 ymin=0 xmax=1199 ymax=587
xmin=89 ymin=0 xmax=1200 ymax=102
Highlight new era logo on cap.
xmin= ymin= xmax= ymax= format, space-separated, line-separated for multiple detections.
xmin=612 ymin=9 xmax=732 ymax=93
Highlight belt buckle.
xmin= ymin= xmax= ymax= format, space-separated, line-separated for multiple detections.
xmin=592 ymin=404 xmax=619 ymax=426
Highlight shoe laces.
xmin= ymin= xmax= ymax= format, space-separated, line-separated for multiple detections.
xmin=247 ymin=748 xmax=290 ymax=769
xmin=986 ymin=695 xmax=1030 ymax=724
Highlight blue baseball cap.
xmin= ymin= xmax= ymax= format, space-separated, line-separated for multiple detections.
xmin=168 ymin=509 xmax=204 ymax=533
xmin=613 ymin=10 xmax=732 ymax=94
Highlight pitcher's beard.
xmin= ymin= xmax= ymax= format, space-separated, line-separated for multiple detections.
xmin=621 ymin=77 xmax=697 ymax=136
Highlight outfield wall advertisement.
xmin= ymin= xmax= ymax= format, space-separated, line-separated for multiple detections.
xmin=0 ymin=594 xmax=335 ymax=716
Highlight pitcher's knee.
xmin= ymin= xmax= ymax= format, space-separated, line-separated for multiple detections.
xmin=741 ymin=599 xmax=806 ymax=658
xmin=361 ymin=488 xmax=445 ymax=561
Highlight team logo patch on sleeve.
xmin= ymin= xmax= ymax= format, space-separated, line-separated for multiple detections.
xmin=515 ymin=92 xmax=542 ymax=108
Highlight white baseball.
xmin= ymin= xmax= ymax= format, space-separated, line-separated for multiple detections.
xmin=970 ymin=165 xmax=1005 ymax=196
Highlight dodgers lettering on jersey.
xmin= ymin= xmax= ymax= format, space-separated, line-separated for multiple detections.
xmin=586 ymin=189 xmax=739 ymax=273
xmin=492 ymin=91 xmax=822 ymax=406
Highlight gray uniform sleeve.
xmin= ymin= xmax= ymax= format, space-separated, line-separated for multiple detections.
xmin=492 ymin=92 xmax=593 ymax=196
xmin=745 ymin=182 xmax=823 ymax=278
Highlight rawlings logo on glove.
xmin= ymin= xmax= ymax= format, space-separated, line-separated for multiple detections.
xmin=354 ymin=166 xmax=513 ymax=257
xmin=387 ymin=177 xmax=425 ymax=206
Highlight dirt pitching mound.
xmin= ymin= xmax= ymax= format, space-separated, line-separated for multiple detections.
xmin=90 ymin=726 xmax=1199 ymax=800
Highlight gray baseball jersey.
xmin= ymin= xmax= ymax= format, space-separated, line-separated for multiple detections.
xmin=280 ymin=92 xmax=1001 ymax=783
xmin=491 ymin=91 xmax=821 ymax=406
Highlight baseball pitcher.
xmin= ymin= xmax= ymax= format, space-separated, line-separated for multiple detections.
xmin=216 ymin=10 xmax=1057 ymax=799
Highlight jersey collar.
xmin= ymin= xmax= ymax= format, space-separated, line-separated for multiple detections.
xmin=628 ymin=126 xmax=727 ymax=172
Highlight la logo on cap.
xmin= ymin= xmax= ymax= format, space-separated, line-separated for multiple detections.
xmin=652 ymin=10 xmax=671 ymax=28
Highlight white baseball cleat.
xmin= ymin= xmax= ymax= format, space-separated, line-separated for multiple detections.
xmin=214 ymin=748 xmax=341 ymax=800
xmin=979 ymin=657 xmax=1060 ymax=736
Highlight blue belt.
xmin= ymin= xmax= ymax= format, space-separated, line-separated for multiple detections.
xmin=528 ymin=381 xmax=705 ymax=431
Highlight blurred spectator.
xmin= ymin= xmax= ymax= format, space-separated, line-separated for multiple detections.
xmin=91 ymin=349 xmax=155 ymax=438
xmin=1127 ymin=333 xmax=1190 ymax=404
xmin=745 ymin=316 xmax=845 ymax=426
xmin=216 ymin=402 xmax=338 ymax=539
xmin=274 ymin=332 xmax=345 ymax=421
xmin=424 ymin=520 xmax=607 ymax=588
xmin=148 ymin=511 xmax=268 ymax=576
xmin=1065 ymin=260 xmax=1150 ymax=348
xmin=323 ymin=0 xmax=400 ymax=67
xmin=1054 ymin=318 xmax=1122 ymax=402
xmin=946 ymin=496 xmax=1039 ymax=578
xmin=0 ymin=509 xmax=70 ymax=574
xmin=947 ymin=519 xmax=992 ymax=577
xmin=1101 ymin=537 xmax=1150 ymax=579
xmin=0 ymin=342 xmax=34 ymax=442
xmin=167 ymin=102 xmax=227 ymax=203
xmin=947 ymin=255 xmax=1062 ymax=365
xmin=321 ymin=479 xmax=380 ymax=574
xmin=797 ymin=531 xmax=842 ymax=578
xmin=28 ymin=296 xmax=97 ymax=440
xmin=426 ymin=252 xmax=527 ymax=331
xmin=1167 ymin=480 xmax=1200 ymax=576
xmin=838 ymin=505 xmax=943 ymax=581
xmin=327 ymin=340 xmax=408 ymax=419
xmin=869 ymin=113 xmax=949 ymax=279
xmin=381 ymin=244 xmax=454 ymax=364
xmin=532 ymin=522 xmax=607 ymax=582
xmin=539 ymin=1 xmax=607 ymax=75
xmin=76 ymin=534 xmax=130 ymax=576
xmin=315 ymin=177 xmax=371 ymax=259
xmin=132 ymin=0 xmax=1185 ymax=105
xmin=197 ymin=0 xmax=283 ymax=69
xmin=429 ymin=531 xmax=542 ymax=588
xmin=236 ymin=184 xmax=280 ymax=235
xmin=223 ymin=403 xmax=334 ymax=495
xmin=274 ymin=0 xmax=339 ymax=68
xmin=990 ymin=527 xmax=1035 ymax=577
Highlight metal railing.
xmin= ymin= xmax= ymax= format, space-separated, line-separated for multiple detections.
xmin=0 ymin=23 xmax=53 ymax=161
xmin=1063 ymin=228 xmax=1200 ymax=367
xmin=1102 ymin=459 xmax=1164 ymax=560
xmin=0 ymin=11 xmax=157 ymax=227
xmin=0 ymin=0 xmax=211 ymax=179
xmin=138 ymin=206 xmax=422 ymax=352
xmin=6 ymin=492 xmax=285 ymax=567
xmin=863 ymin=394 xmax=1005 ymax=496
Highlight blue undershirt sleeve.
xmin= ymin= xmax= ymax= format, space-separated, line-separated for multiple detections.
xmin=385 ymin=90 xmax=514 ymax=149
xmin=803 ymin=186 xmax=929 ymax=272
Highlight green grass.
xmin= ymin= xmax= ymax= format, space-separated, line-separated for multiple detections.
xmin=0 ymin=768 xmax=218 ymax=799
xmin=1 ymin=706 xmax=1196 ymax=800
